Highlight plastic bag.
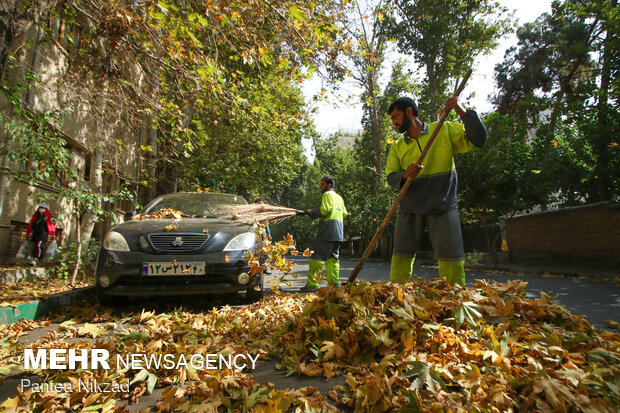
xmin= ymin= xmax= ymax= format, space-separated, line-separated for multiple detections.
xmin=15 ymin=241 xmax=30 ymax=260
xmin=46 ymin=239 xmax=59 ymax=259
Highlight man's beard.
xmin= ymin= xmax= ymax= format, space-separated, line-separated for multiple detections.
xmin=398 ymin=115 xmax=410 ymax=134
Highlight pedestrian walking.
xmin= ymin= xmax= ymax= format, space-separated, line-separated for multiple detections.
xmin=26 ymin=203 xmax=56 ymax=266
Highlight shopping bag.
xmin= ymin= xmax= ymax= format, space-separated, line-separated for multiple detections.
xmin=16 ymin=241 xmax=30 ymax=260
xmin=46 ymin=239 xmax=59 ymax=258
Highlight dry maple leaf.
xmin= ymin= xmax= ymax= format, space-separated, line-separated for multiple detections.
xmin=320 ymin=341 xmax=346 ymax=361
xmin=164 ymin=222 xmax=179 ymax=231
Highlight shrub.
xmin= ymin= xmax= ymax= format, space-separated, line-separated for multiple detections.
xmin=47 ymin=239 xmax=100 ymax=282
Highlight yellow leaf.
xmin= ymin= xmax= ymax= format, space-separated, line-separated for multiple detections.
xmin=164 ymin=223 xmax=179 ymax=231
xmin=320 ymin=341 xmax=345 ymax=361
xmin=146 ymin=339 xmax=164 ymax=352
xmin=299 ymin=362 xmax=322 ymax=376
xmin=77 ymin=323 xmax=106 ymax=338
xmin=323 ymin=362 xmax=335 ymax=379
xmin=401 ymin=331 xmax=414 ymax=351
xmin=1 ymin=396 xmax=19 ymax=409
xmin=386 ymin=138 xmax=395 ymax=144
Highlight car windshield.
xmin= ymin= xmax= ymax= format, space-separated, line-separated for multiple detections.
xmin=143 ymin=193 xmax=248 ymax=217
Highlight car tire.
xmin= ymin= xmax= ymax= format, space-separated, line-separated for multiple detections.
xmin=246 ymin=274 xmax=264 ymax=302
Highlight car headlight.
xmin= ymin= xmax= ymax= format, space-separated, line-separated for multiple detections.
xmin=223 ymin=233 xmax=256 ymax=251
xmin=103 ymin=231 xmax=130 ymax=251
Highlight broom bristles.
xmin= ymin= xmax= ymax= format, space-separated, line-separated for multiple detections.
xmin=214 ymin=203 xmax=299 ymax=224
xmin=131 ymin=203 xmax=299 ymax=225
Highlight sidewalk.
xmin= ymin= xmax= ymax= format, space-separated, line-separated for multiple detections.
xmin=468 ymin=262 xmax=619 ymax=279
xmin=0 ymin=267 xmax=95 ymax=324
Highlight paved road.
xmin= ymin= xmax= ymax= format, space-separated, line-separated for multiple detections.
xmin=275 ymin=256 xmax=620 ymax=330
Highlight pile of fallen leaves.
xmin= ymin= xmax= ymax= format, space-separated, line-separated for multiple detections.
xmin=1 ymin=279 xmax=619 ymax=412
xmin=274 ymin=280 xmax=620 ymax=411
xmin=0 ymin=278 xmax=92 ymax=306
xmin=130 ymin=208 xmax=183 ymax=220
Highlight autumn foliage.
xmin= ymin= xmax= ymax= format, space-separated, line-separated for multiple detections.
xmin=1 ymin=275 xmax=619 ymax=411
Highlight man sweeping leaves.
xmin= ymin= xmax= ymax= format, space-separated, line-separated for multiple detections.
xmin=300 ymin=176 xmax=348 ymax=292
xmin=386 ymin=96 xmax=487 ymax=285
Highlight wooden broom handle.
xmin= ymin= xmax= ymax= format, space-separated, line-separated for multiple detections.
xmin=347 ymin=69 xmax=472 ymax=283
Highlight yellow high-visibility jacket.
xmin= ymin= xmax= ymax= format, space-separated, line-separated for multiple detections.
xmin=386 ymin=111 xmax=487 ymax=214
xmin=309 ymin=189 xmax=348 ymax=241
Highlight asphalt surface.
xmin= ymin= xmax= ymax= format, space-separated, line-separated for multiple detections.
xmin=1 ymin=256 xmax=618 ymax=411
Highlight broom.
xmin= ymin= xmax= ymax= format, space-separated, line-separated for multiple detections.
xmin=212 ymin=203 xmax=304 ymax=225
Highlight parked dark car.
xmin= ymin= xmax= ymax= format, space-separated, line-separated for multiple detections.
xmin=95 ymin=192 xmax=263 ymax=305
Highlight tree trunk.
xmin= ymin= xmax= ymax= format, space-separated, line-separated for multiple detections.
xmin=368 ymin=69 xmax=383 ymax=177
xmin=425 ymin=61 xmax=441 ymax=120
xmin=481 ymin=217 xmax=499 ymax=268
xmin=70 ymin=213 xmax=81 ymax=286
xmin=155 ymin=98 xmax=195 ymax=196
xmin=144 ymin=125 xmax=158 ymax=203
xmin=79 ymin=150 xmax=103 ymax=244
xmin=594 ymin=0 xmax=615 ymax=201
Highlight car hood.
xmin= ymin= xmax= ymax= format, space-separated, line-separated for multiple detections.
xmin=111 ymin=218 xmax=253 ymax=237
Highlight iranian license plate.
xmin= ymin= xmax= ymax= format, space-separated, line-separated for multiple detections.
xmin=142 ymin=262 xmax=206 ymax=276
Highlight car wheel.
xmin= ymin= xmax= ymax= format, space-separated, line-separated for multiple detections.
xmin=246 ymin=274 xmax=264 ymax=302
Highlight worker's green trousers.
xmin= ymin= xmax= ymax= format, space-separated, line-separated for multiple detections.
xmin=306 ymin=258 xmax=340 ymax=287
xmin=390 ymin=255 xmax=465 ymax=286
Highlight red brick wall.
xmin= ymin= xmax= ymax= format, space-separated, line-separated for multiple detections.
xmin=505 ymin=202 xmax=620 ymax=267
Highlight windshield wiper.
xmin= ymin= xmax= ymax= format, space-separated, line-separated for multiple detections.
xmin=204 ymin=202 xmax=217 ymax=216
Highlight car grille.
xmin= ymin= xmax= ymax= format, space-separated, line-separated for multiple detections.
xmin=147 ymin=233 xmax=209 ymax=252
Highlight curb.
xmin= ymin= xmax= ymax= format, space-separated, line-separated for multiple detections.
xmin=0 ymin=268 xmax=46 ymax=285
xmin=0 ymin=286 xmax=95 ymax=324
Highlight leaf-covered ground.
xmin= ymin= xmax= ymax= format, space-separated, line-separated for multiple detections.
xmin=1 ymin=279 xmax=619 ymax=412
xmin=0 ymin=277 xmax=92 ymax=306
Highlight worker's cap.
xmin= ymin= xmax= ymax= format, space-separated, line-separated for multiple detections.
xmin=39 ymin=203 xmax=48 ymax=209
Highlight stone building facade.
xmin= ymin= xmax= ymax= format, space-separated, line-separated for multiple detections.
xmin=0 ymin=20 xmax=147 ymax=263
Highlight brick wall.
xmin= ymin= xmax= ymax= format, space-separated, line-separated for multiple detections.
xmin=505 ymin=202 xmax=620 ymax=268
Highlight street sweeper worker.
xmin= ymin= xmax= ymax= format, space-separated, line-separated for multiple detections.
xmin=300 ymin=175 xmax=348 ymax=292
xmin=386 ymin=96 xmax=487 ymax=285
